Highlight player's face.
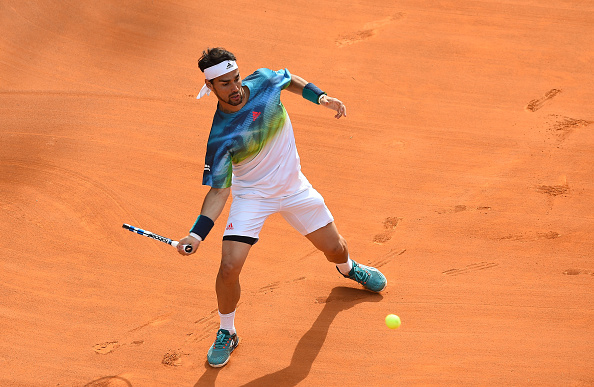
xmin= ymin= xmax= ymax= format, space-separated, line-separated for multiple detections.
xmin=209 ymin=69 xmax=244 ymax=106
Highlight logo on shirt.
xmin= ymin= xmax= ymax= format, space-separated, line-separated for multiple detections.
xmin=226 ymin=223 xmax=234 ymax=231
xmin=252 ymin=111 xmax=261 ymax=121
xmin=204 ymin=164 xmax=211 ymax=172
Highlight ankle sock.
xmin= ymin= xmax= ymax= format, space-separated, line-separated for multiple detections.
xmin=219 ymin=310 xmax=236 ymax=335
xmin=336 ymin=257 xmax=354 ymax=275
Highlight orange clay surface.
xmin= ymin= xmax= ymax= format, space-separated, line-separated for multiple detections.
xmin=1 ymin=1 xmax=593 ymax=386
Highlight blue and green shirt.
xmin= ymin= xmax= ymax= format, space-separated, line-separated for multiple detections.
xmin=203 ymin=68 xmax=310 ymax=198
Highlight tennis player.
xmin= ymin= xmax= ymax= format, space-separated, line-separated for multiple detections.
xmin=177 ymin=47 xmax=387 ymax=368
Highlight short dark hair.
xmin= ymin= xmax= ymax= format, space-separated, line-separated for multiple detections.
xmin=198 ymin=47 xmax=237 ymax=75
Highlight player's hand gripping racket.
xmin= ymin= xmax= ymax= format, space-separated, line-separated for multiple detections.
xmin=122 ymin=224 xmax=193 ymax=253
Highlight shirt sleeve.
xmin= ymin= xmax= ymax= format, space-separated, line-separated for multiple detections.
xmin=250 ymin=68 xmax=291 ymax=90
xmin=274 ymin=68 xmax=292 ymax=90
xmin=202 ymin=138 xmax=233 ymax=188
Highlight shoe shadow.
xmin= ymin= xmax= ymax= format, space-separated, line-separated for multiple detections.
xmin=239 ymin=286 xmax=383 ymax=387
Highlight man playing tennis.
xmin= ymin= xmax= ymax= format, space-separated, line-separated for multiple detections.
xmin=177 ymin=47 xmax=387 ymax=368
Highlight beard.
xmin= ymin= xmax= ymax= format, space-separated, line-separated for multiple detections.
xmin=227 ymin=89 xmax=244 ymax=106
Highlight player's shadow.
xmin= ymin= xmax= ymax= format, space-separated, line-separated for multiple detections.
xmin=194 ymin=286 xmax=382 ymax=387
xmin=241 ymin=286 xmax=382 ymax=386
xmin=193 ymin=362 xmax=223 ymax=387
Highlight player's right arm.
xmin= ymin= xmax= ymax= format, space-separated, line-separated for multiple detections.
xmin=285 ymin=74 xmax=347 ymax=119
xmin=177 ymin=186 xmax=231 ymax=255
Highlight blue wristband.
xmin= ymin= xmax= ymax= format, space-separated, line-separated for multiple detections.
xmin=190 ymin=215 xmax=214 ymax=241
xmin=302 ymin=83 xmax=326 ymax=104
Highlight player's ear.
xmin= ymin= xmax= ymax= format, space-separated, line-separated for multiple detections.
xmin=205 ymin=79 xmax=213 ymax=90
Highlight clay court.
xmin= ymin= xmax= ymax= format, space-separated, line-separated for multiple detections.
xmin=1 ymin=1 xmax=593 ymax=386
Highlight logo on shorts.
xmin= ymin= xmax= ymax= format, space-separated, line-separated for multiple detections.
xmin=226 ymin=223 xmax=234 ymax=231
xmin=204 ymin=164 xmax=211 ymax=172
xmin=252 ymin=111 xmax=261 ymax=121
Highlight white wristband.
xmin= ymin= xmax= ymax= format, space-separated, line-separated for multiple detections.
xmin=189 ymin=232 xmax=203 ymax=242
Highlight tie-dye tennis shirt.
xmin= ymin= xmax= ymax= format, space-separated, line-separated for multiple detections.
xmin=202 ymin=68 xmax=311 ymax=198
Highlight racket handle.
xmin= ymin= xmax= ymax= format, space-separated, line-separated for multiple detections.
xmin=171 ymin=241 xmax=193 ymax=253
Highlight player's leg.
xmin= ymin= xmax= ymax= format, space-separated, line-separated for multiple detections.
xmin=304 ymin=221 xmax=348 ymax=264
xmin=280 ymin=187 xmax=343 ymax=262
xmin=207 ymin=196 xmax=271 ymax=368
xmin=207 ymin=240 xmax=251 ymax=368
xmin=305 ymin=221 xmax=387 ymax=292
xmin=282 ymin=187 xmax=387 ymax=292
xmin=217 ymin=240 xmax=252 ymax=315
xmin=216 ymin=241 xmax=252 ymax=333
xmin=216 ymin=195 xmax=270 ymax=316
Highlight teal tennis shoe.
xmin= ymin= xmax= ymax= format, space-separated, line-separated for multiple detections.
xmin=339 ymin=260 xmax=387 ymax=292
xmin=207 ymin=329 xmax=239 ymax=368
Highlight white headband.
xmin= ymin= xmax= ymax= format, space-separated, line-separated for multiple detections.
xmin=196 ymin=60 xmax=238 ymax=99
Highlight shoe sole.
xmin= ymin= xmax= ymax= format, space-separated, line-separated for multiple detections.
xmin=209 ymin=358 xmax=230 ymax=368
xmin=208 ymin=338 xmax=240 ymax=368
xmin=349 ymin=275 xmax=388 ymax=293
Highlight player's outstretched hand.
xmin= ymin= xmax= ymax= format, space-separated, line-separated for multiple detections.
xmin=320 ymin=95 xmax=347 ymax=119
xmin=177 ymin=235 xmax=200 ymax=256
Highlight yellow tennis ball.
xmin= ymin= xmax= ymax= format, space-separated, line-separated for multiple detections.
xmin=385 ymin=314 xmax=401 ymax=329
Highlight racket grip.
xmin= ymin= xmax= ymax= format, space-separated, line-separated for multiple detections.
xmin=171 ymin=241 xmax=193 ymax=253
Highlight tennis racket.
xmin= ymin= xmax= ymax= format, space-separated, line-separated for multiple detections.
xmin=122 ymin=223 xmax=193 ymax=253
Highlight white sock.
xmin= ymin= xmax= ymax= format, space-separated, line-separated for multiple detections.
xmin=336 ymin=257 xmax=354 ymax=275
xmin=219 ymin=310 xmax=236 ymax=335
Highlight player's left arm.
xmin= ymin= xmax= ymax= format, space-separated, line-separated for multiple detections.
xmin=285 ymin=74 xmax=347 ymax=119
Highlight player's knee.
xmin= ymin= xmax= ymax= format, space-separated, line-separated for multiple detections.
xmin=218 ymin=260 xmax=241 ymax=284
xmin=323 ymin=235 xmax=347 ymax=257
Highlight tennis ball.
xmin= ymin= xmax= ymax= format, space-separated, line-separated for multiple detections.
xmin=385 ymin=314 xmax=401 ymax=329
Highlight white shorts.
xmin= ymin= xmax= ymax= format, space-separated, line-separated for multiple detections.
xmin=223 ymin=187 xmax=334 ymax=242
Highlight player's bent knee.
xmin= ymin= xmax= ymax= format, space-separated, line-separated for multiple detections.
xmin=218 ymin=261 xmax=242 ymax=283
xmin=321 ymin=236 xmax=347 ymax=257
